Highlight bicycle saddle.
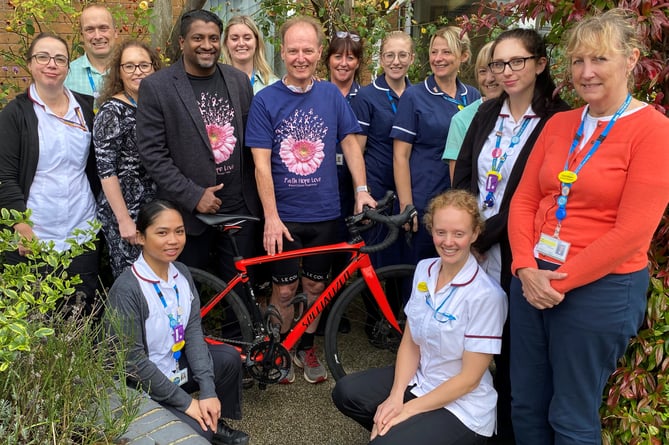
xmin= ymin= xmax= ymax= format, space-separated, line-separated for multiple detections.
xmin=196 ymin=213 xmax=260 ymax=227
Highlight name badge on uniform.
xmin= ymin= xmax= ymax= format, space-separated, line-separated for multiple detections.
xmin=536 ymin=233 xmax=570 ymax=262
xmin=336 ymin=153 xmax=344 ymax=166
xmin=169 ymin=367 xmax=189 ymax=386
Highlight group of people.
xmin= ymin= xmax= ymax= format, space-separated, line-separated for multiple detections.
xmin=0 ymin=4 xmax=667 ymax=445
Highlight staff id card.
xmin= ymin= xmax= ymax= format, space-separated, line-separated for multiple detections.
xmin=169 ymin=367 xmax=188 ymax=386
xmin=536 ymin=233 xmax=570 ymax=262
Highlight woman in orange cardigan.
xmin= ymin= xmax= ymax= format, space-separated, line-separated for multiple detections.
xmin=507 ymin=9 xmax=669 ymax=444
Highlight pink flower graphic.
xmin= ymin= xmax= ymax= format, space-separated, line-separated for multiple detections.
xmin=207 ymin=123 xmax=236 ymax=163
xmin=280 ymin=137 xmax=325 ymax=176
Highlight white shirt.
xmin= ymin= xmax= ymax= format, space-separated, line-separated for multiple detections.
xmin=27 ymin=84 xmax=97 ymax=251
xmin=404 ymin=253 xmax=508 ymax=436
xmin=476 ymin=100 xmax=539 ymax=283
xmin=132 ymin=254 xmax=194 ymax=377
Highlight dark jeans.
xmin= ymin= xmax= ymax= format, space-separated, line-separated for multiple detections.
xmin=162 ymin=343 xmax=243 ymax=441
xmin=332 ymin=366 xmax=488 ymax=445
xmin=510 ymin=261 xmax=648 ymax=445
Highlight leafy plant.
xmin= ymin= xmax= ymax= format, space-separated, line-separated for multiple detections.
xmin=0 ymin=208 xmax=140 ymax=443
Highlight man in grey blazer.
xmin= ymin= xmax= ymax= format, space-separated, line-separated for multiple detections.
xmin=137 ymin=9 xmax=260 ymax=287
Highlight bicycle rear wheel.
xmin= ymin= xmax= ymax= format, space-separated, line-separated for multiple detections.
xmin=324 ymin=264 xmax=415 ymax=380
xmin=188 ymin=267 xmax=254 ymax=345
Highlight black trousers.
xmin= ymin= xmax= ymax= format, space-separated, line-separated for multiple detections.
xmin=332 ymin=366 xmax=488 ymax=445
xmin=162 ymin=343 xmax=243 ymax=441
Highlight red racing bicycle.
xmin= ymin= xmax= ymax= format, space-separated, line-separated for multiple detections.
xmin=190 ymin=192 xmax=416 ymax=388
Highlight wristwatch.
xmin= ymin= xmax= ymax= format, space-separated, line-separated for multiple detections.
xmin=355 ymin=185 xmax=369 ymax=193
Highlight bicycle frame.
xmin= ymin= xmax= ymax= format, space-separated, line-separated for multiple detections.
xmin=200 ymin=238 xmax=402 ymax=352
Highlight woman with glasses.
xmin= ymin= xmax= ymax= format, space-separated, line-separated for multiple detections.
xmin=93 ymin=40 xmax=162 ymax=277
xmin=392 ymin=26 xmax=480 ymax=264
xmin=333 ymin=189 xmax=507 ymax=445
xmin=452 ymin=29 xmax=568 ymax=443
xmin=0 ymin=33 xmax=101 ymax=313
xmin=223 ymin=15 xmax=278 ymax=94
xmin=350 ymin=31 xmax=414 ymax=269
xmin=508 ymin=10 xmax=669 ymax=443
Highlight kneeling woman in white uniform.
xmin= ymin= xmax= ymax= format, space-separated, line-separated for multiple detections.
xmin=333 ymin=189 xmax=508 ymax=444
xmin=107 ymin=200 xmax=249 ymax=444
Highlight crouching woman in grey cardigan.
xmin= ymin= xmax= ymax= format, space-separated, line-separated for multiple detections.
xmin=106 ymin=200 xmax=249 ymax=445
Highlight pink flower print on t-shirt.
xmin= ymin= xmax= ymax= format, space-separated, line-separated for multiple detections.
xmin=280 ymin=136 xmax=325 ymax=176
xmin=208 ymin=122 xmax=237 ymax=163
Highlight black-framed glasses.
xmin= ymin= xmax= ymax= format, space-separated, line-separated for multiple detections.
xmin=120 ymin=62 xmax=154 ymax=74
xmin=335 ymin=31 xmax=361 ymax=42
xmin=381 ymin=51 xmax=411 ymax=63
xmin=488 ymin=56 xmax=536 ymax=74
xmin=31 ymin=53 xmax=69 ymax=67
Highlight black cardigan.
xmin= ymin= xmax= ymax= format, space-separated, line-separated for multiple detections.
xmin=0 ymin=90 xmax=101 ymax=213
xmin=453 ymin=97 xmax=570 ymax=293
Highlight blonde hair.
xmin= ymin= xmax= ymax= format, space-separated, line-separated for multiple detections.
xmin=475 ymin=41 xmax=494 ymax=72
xmin=380 ymin=30 xmax=414 ymax=54
xmin=430 ymin=26 xmax=471 ymax=63
xmin=566 ymin=8 xmax=643 ymax=61
xmin=223 ymin=15 xmax=275 ymax=85
xmin=423 ymin=189 xmax=484 ymax=234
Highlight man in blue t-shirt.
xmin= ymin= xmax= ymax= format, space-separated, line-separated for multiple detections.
xmin=246 ymin=15 xmax=374 ymax=384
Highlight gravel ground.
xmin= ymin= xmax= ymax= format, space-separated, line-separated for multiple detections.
xmin=228 ymin=337 xmax=370 ymax=445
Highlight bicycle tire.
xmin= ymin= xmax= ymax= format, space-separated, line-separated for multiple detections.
xmin=188 ymin=267 xmax=254 ymax=346
xmin=324 ymin=264 xmax=416 ymax=380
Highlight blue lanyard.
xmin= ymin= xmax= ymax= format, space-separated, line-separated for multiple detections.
xmin=250 ymin=69 xmax=256 ymax=89
xmin=152 ymin=282 xmax=181 ymax=328
xmin=483 ymin=115 xmax=533 ymax=209
xmin=124 ymin=92 xmax=137 ymax=107
xmin=86 ymin=67 xmax=97 ymax=93
xmin=442 ymin=93 xmax=467 ymax=110
xmin=386 ymin=89 xmax=397 ymax=114
xmin=554 ymin=94 xmax=632 ymax=235
xmin=426 ymin=286 xmax=457 ymax=322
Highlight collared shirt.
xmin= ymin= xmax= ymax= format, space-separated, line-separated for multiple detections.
xmin=26 ymin=84 xmax=97 ymax=251
xmin=251 ymin=70 xmax=279 ymax=94
xmin=351 ymin=74 xmax=411 ymax=198
xmin=281 ymin=75 xmax=315 ymax=93
xmin=65 ymin=54 xmax=105 ymax=97
xmin=404 ymin=253 xmax=507 ymax=436
xmin=389 ymin=75 xmax=481 ymax=211
xmin=476 ymin=100 xmax=539 ymax=283
xmin=132 ymin=253 xmax=193 ymax=377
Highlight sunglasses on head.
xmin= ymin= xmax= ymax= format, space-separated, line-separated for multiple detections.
xmin=335 ymin=31 xmax=361 ymax=42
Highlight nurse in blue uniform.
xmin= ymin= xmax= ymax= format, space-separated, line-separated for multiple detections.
xmin=392 ymin=26 xmax=480 ymax=263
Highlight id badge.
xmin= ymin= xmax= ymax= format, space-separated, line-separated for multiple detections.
xmin=169 ymin=367 xmax=188 ymax=386
xmin=536 ymin=233 xmax=570 ymax=262
xmin=336 ymin=153 xmax=344 ymax=166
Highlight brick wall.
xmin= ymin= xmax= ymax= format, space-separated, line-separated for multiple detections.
xmin=0 ymin=0 xmax=184 ymax=103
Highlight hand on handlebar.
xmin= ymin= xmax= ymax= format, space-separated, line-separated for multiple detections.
xmin=354 ymin=190 xmax=376 ymax=214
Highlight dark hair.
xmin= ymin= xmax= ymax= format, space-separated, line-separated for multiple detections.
xmin=136 ymin=200 xmax=180 ymax=234
xmin=324 ymin=32 xmax=363 ymax=82
xmin=490 ymin=28 xmax=561 ymax=117
xmin=180 ymin=9 xmax=223 ymax=37
xmin=26 ymin=32 xmax=69 ymax=62
xmin=97 ymin=39 xmax=162 ymax=104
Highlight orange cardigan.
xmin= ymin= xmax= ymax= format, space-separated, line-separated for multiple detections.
xmin=509 ymin=105 xmax=669 ymax=293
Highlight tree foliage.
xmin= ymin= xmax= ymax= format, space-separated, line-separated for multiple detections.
xmin=458 ymin=0 xmax=669 ymax=114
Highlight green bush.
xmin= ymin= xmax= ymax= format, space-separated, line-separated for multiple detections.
xmin=0 ymin=209 xmax=140 ymax=443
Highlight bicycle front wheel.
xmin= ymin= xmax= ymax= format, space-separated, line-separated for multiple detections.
xmin=324 ymin=264 xmax=415 ymax=380
xmin=188 ymin=267 xmax=254 ymax=345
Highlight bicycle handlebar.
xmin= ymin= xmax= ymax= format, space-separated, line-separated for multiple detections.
xmin=345 ymin=191 xmax=418 ymax=254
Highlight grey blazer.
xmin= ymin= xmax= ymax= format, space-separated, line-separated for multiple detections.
xmin=136 ymin=58 xmax=260 ymax=235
